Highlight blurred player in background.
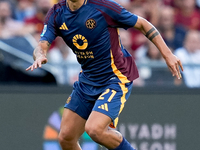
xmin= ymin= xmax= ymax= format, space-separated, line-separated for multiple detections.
xmin=26 ymin=0 xmax=183 ymax=150
xmin=0 ymin=1 xmax=24 ymax=39
xmin=174 ymin=30 xmax=200 ymax=88
xmin=24 ymin=0 xmax=53 ymax=41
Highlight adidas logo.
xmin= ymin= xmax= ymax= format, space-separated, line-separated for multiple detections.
xmin=59 ymin=22 xmax=68 ymax=30
xmin=98 ymin=103 xmax=108 ymax=111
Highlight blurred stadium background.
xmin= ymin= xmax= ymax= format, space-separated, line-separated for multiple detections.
xmin=0 ymin=0 xmax=200 ymax=150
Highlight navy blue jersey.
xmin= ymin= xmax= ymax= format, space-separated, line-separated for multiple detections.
xmin=40 ymin=0 xmax=139 ymax=86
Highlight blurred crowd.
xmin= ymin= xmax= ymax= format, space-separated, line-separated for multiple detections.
xmin=0 ymin=0 xmax=80 ymax=85
xmin=0 ymin=0 xmax=200 ymax=88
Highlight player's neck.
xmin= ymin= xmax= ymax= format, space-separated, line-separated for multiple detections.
xmin=67 ymin=0 xmax=85 ymax=11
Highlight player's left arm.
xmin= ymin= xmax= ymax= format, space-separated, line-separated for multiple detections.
xmin=133 ymin=16 xmax=184 ymax=79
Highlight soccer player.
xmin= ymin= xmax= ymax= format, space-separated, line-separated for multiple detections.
xmin=26 ymin=0 xmax=183 ymax=150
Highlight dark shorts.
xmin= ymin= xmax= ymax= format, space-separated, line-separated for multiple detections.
xmin=64 ymin=81 xmax=133 ymax=127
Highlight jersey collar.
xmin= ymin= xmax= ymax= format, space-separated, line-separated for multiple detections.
xmin=66 ymin=0 xmax=88 ymax=13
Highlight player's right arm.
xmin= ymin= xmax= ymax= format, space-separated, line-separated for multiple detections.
xmin=26 ymin=40 xmax=51 ymax=71
xmin=26 ymin=4 xmax=58 ymax=71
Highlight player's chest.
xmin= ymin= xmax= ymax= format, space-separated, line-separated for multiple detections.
xmin=57 ymin=9 xmax=107 ymax=38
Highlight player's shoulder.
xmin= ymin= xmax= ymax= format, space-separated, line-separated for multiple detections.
xmin=44 ymin=0 xmax=66 ymax=23
xmin=88 ymin=0 xmax=123 ymax=14
xmin=51 ymin=0 xmax=66 ymax=13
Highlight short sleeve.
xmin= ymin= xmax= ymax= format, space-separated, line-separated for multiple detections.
xmin=117 ymin=8 xmax=138 ymax=29
xmin=102 ymin=0 xmax=138 ymax=29
xmin=40 ymin=6 xmax=58 ymax=44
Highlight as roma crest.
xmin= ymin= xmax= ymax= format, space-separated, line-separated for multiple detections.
xmin=85 ymin=19 xmax=96 ymax=29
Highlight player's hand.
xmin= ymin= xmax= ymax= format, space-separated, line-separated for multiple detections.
xmin=164 ymin=53 xmax=183 ymax=79
xmin=26 ymin=56 xmax=48 ymax=71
